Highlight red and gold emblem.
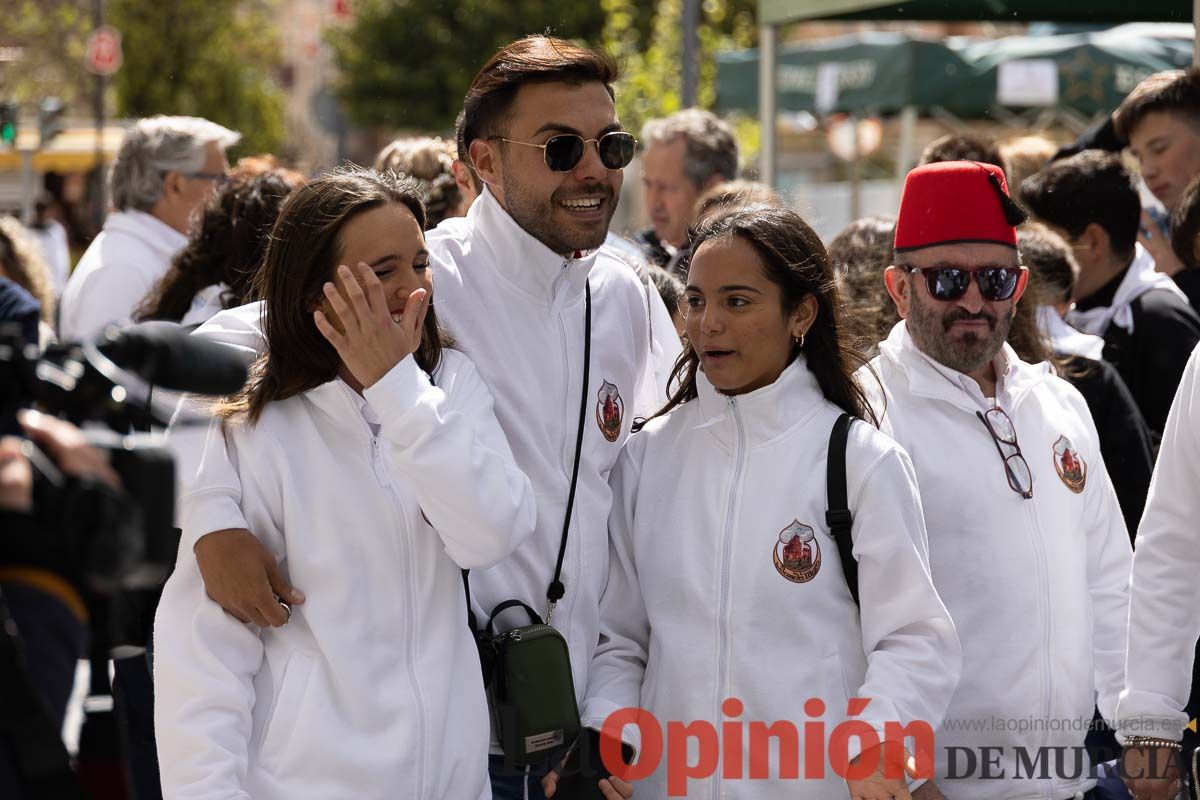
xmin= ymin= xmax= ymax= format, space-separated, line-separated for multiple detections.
xmin=1052 ymin=435 xmax=1087 ymax=493
xmin=596 ymin=381 xmax=623 ymax=443
xmin=773 ymin=520 xmax=820 ymax=583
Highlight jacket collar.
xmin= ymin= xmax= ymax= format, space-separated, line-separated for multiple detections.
xmin=693 ymin=357 xmax=826 ymax=447
xmin=1067 ymin=243 xmax=1188 ymax=335
xmin=105 ymin=209 xmax=188 ymax=259
xmin=467 ymin=186 xmax=596 ymax=306
xmin=878 ymin=320 xmax=1049 ymax=414
xmin=301 ymin=377 xmax=377 ymax=439
xmin=1037 ymin=305 xmax=1105 ymax=361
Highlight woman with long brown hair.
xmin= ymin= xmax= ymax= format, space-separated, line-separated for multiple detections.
xmin=153 ymin=167 xmax=535 ymax=799
xmin=566 ymin=207 xmax=961 ymax=800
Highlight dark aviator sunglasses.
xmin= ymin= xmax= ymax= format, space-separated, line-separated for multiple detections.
xmin=491 ymin=131 xmax=637 ymax=172
xmin=907 ymin=265 xmax=1023 ymax=302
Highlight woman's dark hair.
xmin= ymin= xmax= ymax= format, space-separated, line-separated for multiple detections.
xmin=827 ymin=214 xmax=899 ymax=356
xmin=219 ymin=166 xmax=444 ymax=424
xmin=137 ymin=168 xmax=303 ymax=321
xmin=647 ymin=264 xmax=684 ymax=319
xmin=1171 ymin=175 xmax=1200 ymax=271
xmin=1012 ymin=223 xmax=1085 ymax=376
xmin=0 ymin=215 xmax=55 ymax=325
xmin=639 ymin=206 xmax=879 ymax=429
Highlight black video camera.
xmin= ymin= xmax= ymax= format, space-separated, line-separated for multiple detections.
xmin=0 ymin=321 xmax=250 ymax=601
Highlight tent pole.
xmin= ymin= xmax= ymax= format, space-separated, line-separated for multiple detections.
xmin=896 ymin=106 xmax=917 ymax=181
xmin=682 ymin=0 xmax=700 ymax=106
xmin=759 ymin=23 xmax=777 ymax=188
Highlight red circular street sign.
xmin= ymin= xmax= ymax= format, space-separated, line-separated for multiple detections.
xmin=85 ymin=25 xmax=123 ymax=77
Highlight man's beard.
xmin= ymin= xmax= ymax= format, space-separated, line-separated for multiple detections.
xmin=907 ymin=297 xmax=1012 ymax=375
xmin=500 ymin=174 xmax=616 ymax=255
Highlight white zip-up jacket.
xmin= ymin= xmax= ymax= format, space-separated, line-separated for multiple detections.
xmin=1117 ymin=343 xmax=1200 ymax=741
xmin=867 ymin=322 xmax=1132 ymax=800
xmin=584 ymin=359 xmax=962 ymax=798
xmin=154 ymin=350 xmax=536 ymax=799
xmin=60 ymin=209 xmax=188 ymax=342
xmin=172 ymin=187 xmax=658 ymax=737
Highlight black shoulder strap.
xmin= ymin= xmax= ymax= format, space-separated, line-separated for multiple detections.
xmin=825 ymin=413 xmax=859 ymax=608
xmin=547 ymin=280 xmax=591 ymax=617
xmin=464 ymin=280 xmax=592 ymax=630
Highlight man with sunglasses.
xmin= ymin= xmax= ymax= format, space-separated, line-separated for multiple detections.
xmin=174 ymin=36 xmax=650 ymax=800
xmin=867 ymin=161 xmax=1132 ymax=800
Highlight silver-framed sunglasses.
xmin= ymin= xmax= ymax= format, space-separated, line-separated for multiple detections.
xmin=490 ymin=131 xmax=636 ymax=172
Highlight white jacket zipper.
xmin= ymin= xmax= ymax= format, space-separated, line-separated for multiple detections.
xmin=713 ymin=396 xmax=746 ymax=800
xmin=370 ymin=433 xmax=429 ymax=797
xmin=1023 ymin=497 xmax=1053 ymax=796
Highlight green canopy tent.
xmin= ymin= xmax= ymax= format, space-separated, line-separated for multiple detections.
xmin=756 ymin=0 xmax=1199 ymax=183
xmin=716 ymin=32 xmax=978 ymax=116
xmin=720 ymin=28 xmax=1193 ymax=117
xmin=760 ymin=0 xmax=1192 ymax=25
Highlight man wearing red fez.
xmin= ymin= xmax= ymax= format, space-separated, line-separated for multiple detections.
xmin=863 ymin=161 xmax=1132 ymax=800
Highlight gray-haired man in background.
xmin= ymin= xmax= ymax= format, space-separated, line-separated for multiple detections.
xmin=60 ymin=115 xmax=240 ymax=342
xmin=634 ymin=108 xmax=737 ymax=275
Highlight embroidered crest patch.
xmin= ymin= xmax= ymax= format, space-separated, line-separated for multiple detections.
xmin=773 ymin=520 xmax=821 ymax=583
xmin=1052 ymin=435 xmax=1087 ymax=493
xmin=596 ymin=381 xmax=623 ymax=443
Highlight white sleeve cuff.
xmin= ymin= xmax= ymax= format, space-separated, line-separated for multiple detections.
xmin=362 ymin=355 xmax=430 ymax=416
xmin=579 ymin=698 xmax=642 ymax=760
xmin=179 ymin=491 xmax=251 ymax=553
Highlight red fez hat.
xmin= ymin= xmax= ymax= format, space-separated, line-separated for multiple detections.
xmin=893 ymin=161 xmax=1027 ymax=253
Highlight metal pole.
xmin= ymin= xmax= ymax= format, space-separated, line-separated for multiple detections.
xmin=93 ymin=0 xmax=106 ymax=231
xmin=682 ymin=0 xmax=700 ymax=107
xmin=758 ymin=23 xmax=777 ymax=188
xmin=849 ymin=115 xmax=862 ymax=221
xmin=1194 ymin=0 xmax=1199 ymax=65
xmin=19 ymin=149 xmax=34 ymax=224
xmin=896 ymin=106 xmax=917 ymax=181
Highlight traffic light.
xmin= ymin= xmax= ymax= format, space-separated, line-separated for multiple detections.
xmin=0 ymin=102 xmax=17 ymax=147
xmin=38 ymin=97 xmax=65 ymax=147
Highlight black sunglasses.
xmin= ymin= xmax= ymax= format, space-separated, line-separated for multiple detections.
xmin=976 ymin=408 xmax=1033 ymax=499
xmin=907 ymin=266 xmax=1022 ymax=302
xmin=491 ymin=131 xmax=636 ymax=172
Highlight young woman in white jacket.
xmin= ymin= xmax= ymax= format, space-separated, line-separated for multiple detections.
xmin=559 ymin=207 xmax=962 ymax=800
xmin=153 ymin=168 xmax=537 ymax=800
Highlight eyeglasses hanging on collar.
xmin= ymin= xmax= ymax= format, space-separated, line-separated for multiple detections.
xmin=976 ymin=406 xmax=1033 ymax=499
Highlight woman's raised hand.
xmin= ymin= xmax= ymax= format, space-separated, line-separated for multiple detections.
xmin=314 ymin=262 xmax=428 ymax=389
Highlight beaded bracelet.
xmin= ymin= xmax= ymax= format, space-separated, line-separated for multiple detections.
xmin=1125 ymin=736 xmax=1184 ymax=751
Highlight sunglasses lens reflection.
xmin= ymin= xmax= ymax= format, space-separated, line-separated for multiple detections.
xmin=922 ymin=267 xmax=1019 ymax=301
xmin=928 ymin=269 xmax=969 ymax=300
xmin=599 ymin=133 xmax=636 ymax=170
xmin=544 ymin=135 xmax=586 ymax=171
xmin=543 ymin=133 xmax=636 ymax=172
xmin=979 ymin=268 xmax=1019 ymax=301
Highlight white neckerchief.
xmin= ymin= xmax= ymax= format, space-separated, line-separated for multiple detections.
xmin=1067 ymin=243 xmax=1187 ymax=335
xmin=1037 ymin=306 xmax=1105 ymax=360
